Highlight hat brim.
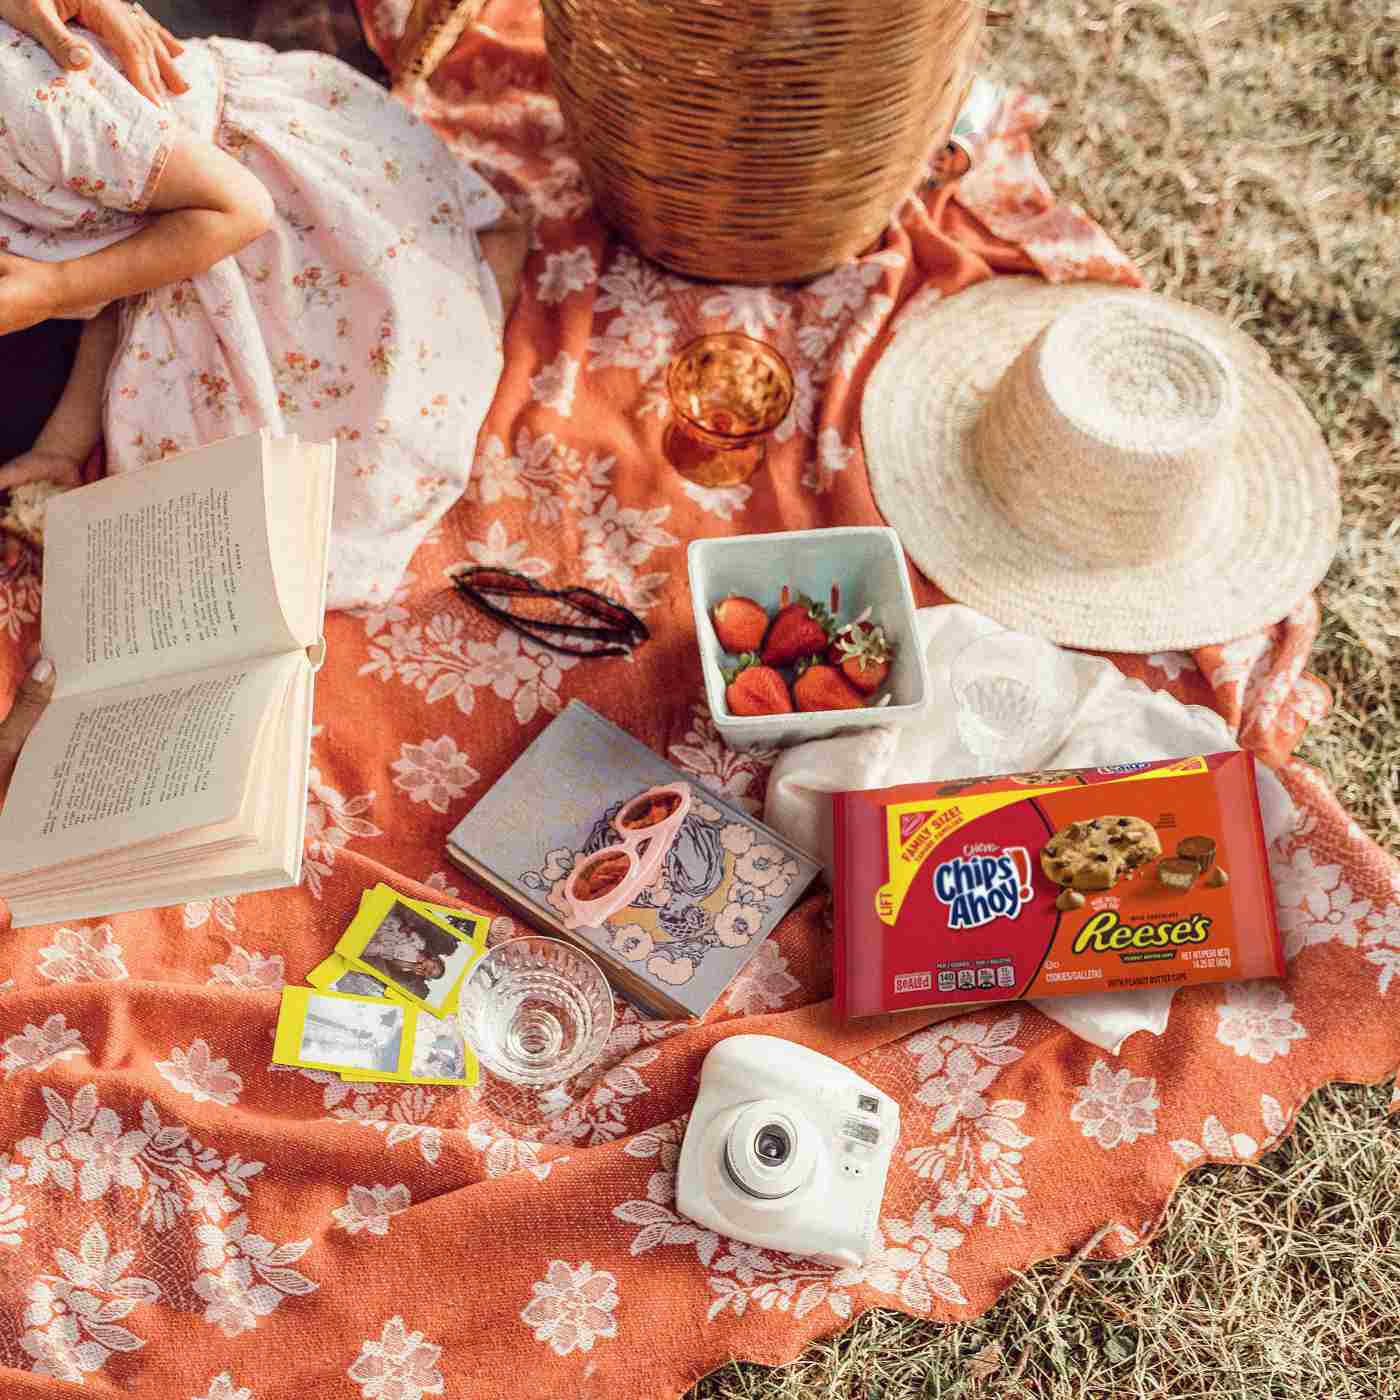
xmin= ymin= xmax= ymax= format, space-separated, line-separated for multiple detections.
xmin=860 ymin=277 xmax=1339 ymax=652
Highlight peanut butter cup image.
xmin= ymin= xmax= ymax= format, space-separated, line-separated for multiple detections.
xmin=1041 ymin=814 xmax=1162 ymax=891
xmin=1158 ymin=857 xmax=1200 ymax=890
xmin=1176 ymin=835 xmax=1217 ymax=872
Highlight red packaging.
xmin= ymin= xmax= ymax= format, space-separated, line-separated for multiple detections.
xmin=833 ymin=753 xmax=1284 ymax=1019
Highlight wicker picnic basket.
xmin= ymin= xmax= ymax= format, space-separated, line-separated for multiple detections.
xmin=539 ymin=0 xmax=985 ymax=283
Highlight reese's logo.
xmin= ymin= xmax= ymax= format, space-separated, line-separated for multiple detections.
xmin=1071 ymin=911 xmax=1212 ymax=954
xmin=932 ymin=848 xmax=1032 ymax=931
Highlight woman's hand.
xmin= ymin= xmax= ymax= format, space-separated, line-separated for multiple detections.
xmin=0 ymin=0 xmax=188 ymax=105
xmin=0 ymin=252 xmax=60 ymax=335
xmin=0 ymin=655 xmax=55 ymax=806
xmin=0 ymin=449 xmax=86 ymax=492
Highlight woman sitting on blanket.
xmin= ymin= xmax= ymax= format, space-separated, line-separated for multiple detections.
xmin=0 ymin=0 xmax=528 ymax=803
xmin=0 ymin=0 xmax=527 ymax=613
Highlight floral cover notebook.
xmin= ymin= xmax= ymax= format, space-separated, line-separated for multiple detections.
xmin=445 ymin=701 xmax=820 ymax=1019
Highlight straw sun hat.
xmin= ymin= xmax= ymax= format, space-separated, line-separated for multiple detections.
xmin=861 ymin=278 xmax=1340 ymax=652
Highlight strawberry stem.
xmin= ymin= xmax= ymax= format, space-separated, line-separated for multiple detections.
xmin=720 ymin=652 xmax=760 ymax=685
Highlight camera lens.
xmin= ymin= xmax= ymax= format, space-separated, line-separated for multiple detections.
xmin=721 ymin=1104 xmax=810 ymax=1201
xmin=755 ymin=1126 xmax=790 ymax=1164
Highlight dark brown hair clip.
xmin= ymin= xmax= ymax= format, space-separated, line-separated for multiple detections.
xmin=450 ymin=565 xmax=650 ymax=658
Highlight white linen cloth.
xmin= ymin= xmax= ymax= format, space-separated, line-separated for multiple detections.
xmin=765 ymin=605 xmax=1296 ymax=1052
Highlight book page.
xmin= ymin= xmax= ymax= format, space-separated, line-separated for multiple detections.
xmin=0 ymin=653 xmax=298 ymax=878
xmin=7 ymin=661 xmax=313 ymax=928
xmin=41 ymin=433 xmax=302 ymax=697
xmin=263 ymin=438 xmax=335 ymax=649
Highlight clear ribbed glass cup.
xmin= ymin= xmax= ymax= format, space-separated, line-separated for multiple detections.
xmin=457 ymin=936 xmax=614 ymax=1087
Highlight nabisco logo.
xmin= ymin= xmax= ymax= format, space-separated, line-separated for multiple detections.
xmin=933 ymin=845 xmax=1034 ymax=931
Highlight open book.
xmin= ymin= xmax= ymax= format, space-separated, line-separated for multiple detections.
xmin=0 ymin=432 xmax=334 ymax=928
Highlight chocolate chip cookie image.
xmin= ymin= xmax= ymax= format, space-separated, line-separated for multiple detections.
xmin=1006 ymin=769 xmax=1081 ymax=786
xmin=1040 ymin=816 xmax=1163 ymax=891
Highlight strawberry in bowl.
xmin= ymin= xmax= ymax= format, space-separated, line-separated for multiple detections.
xmin=828 ymin=609 xmax=896 ymax=696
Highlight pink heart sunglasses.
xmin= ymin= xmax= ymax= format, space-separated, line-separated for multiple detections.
xmin=561 ymin=783 xmax=693 ymax=930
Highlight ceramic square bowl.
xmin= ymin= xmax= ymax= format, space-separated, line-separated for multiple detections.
xmin=688 ymin=526 xmax=930 ymax=750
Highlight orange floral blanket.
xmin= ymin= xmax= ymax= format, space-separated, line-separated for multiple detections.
xmin=0 ymin=4 xmax=1395 ymax=1396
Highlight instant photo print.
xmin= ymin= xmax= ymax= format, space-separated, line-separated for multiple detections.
xmin=336 ymin=885 xmax=488 ymax=1015
xmin=274 ymin=987 xmax=410 ymax=1078
xmin=273 ymin=987 xmax=477 ymax=1086
xmin=405 ymin=897 xmax=492 ymax=949
xmin=409 ymin=1018 xmax=472 ymax=1083
xmin=340 ymin=1010 xmax=476 ymax=1087
xmin=306 ymin=952 xmax=389 ymax=999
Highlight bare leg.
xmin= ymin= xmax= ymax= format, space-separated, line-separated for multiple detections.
xmin=480 ymin=216 xmax=531 ymax=327
xmin=0 ymin=305 xmax=118 ymax=491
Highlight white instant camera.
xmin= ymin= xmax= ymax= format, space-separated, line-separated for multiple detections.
xmin=676 ymin=1035 xmax=900 ymax=1268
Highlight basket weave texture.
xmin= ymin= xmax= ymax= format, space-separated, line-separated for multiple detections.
xmin=540 ymin=0 xmax=985 ymax=283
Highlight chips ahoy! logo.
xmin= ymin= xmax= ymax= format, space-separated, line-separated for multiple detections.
xmin=933 ymin=846 xmax=1035 ymax=930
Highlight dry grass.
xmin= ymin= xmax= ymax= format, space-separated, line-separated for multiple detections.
xmin=698 ymin=2 xmax=1398 ymax=1395
xmin=694 ymin=1082 xmax=1400 ymax=1399
xmin=993 ymin=0 xmax=1400 ymax=847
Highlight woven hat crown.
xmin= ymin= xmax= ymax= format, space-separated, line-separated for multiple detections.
xmin=971 ymin=301 xmax=1241 ymax=566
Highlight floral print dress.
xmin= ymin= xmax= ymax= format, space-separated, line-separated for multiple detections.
xmin=0 ymin=23 xmax=505 ymax=610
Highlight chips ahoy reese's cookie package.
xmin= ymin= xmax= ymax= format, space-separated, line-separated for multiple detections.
xmin=833 ymin=753 xmax=1284 ymax=1019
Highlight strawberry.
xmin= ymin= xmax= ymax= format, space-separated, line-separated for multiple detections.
xmin=710 ymin=595 xmax=769 ymax=654
xmin=761 ymin=592 xmax=833 ymax=667
xmin=722 ymin=654 xmax=793 ymax=717
xmin=827 ymin=612 xmax=895 ymax=695
xmin=791 ymin=660 xmax=864 ymax=712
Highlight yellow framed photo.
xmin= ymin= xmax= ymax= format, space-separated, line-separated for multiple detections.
xmin=274 ymin=986 xmax=413 ymax=1078
xmin=273 ymin=986 xmax=477 ymax=1086
xmin=306 ymin=953 xmax=340 ymax=988
xmin=335 ymin=885 xmax=487 ymax=1016
xmin=306 ymin=952 xmax=388 ymax=998
xmin=342 ymin=1009 xmax=477 ymax=1086
xmin=403 ymin=896 xmax=491 ymax=951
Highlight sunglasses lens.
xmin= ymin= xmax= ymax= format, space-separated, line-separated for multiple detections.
xmin=619 ymin=792 xmax=682 ymax=830
xmin=454 ymin=568 xmax=646 ymax=656
xmin=574 ymin=851 xmax=633 ymax=901
xmin=464 ymin=568 xmax=534 ymax=594
xmin=561 ymin=589 xmax=639 ymax=631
